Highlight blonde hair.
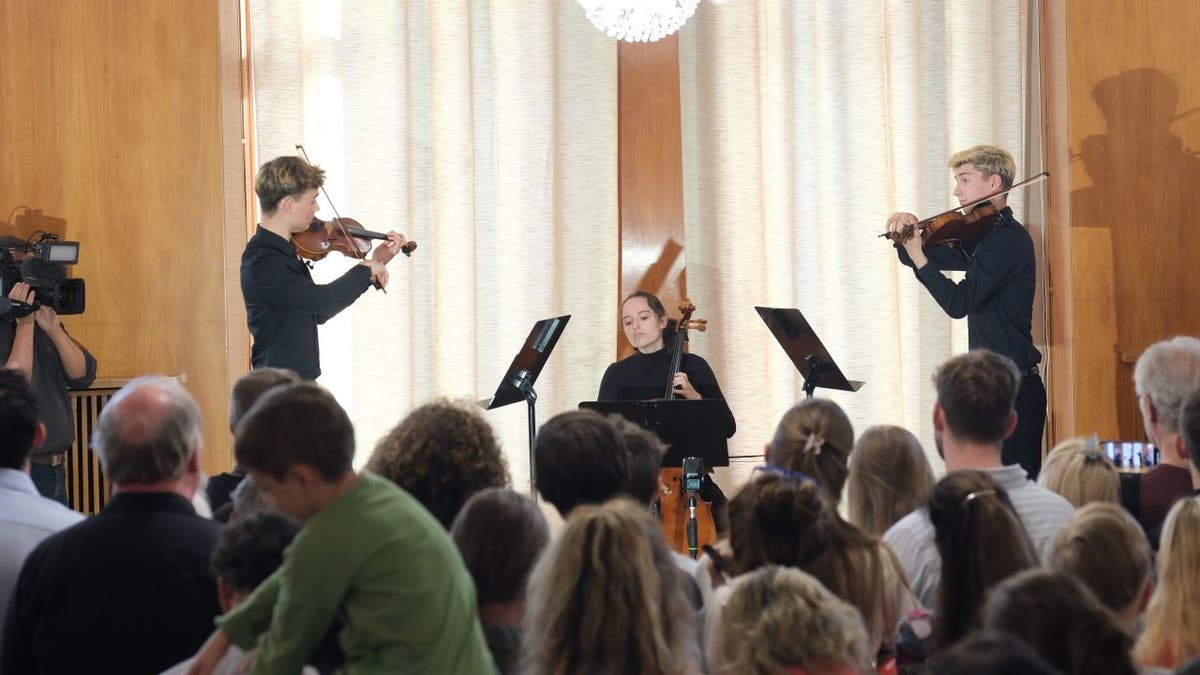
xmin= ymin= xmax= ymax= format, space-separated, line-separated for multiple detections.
xmin=1049 ymin=502 xmax=1151 ymax=614
xmin=768 ymin=398 xmax=854 ymax=504
xmin=1037 ymin=437 xmax=1120 ymax=508
xmin=708 ymin=566 xmax=871 ymax=675
xmin=521 ymin=498 xmax=697 ymax=675
xmin=1135 ymin=497 xmax=1200 ymax=668
xmin=254 ymin=155 xmax=326 ymax=214
xmin=948 ymin=145 xmax=1015 ymax=189
xmin=847 ymin=425 xmax=935 ymax=536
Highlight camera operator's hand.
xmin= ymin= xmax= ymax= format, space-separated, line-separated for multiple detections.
xmin=360 ymin=259 xmax=389 ymax=289
xmin=34 ymin=306 xmax=62 ymax=335
xmin=370 ymin=231 xmax=407 ymax=266
xmin=7 ymin=282 xmax=35 ymax=325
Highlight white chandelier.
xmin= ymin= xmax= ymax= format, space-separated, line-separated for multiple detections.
xmin=576 ymin=0 xmax=701 ymax=43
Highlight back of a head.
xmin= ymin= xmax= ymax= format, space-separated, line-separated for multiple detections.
xmin=1134 ymin=336 xmax=1200 ymax=434
xmin=934 ymin=349 xmax=1020 ymax=444
xmin=1179 ymin=388 xmax=1200 ymax=466
xmin=611 ymin=416 xmax=666 ymax=505
xmin=94 ymin=375 xmax=203 ymax=485
xmin=768 ymin=398 xmax=854 ymax=504
xmin=522 ymin=498 xmax=696 ymax=675
xmin=729 ymin=472 xmax=830 ymax=576
xmin=1049 ymin=501 xmax=1151 ymax=615
xmin=229 ymin=368 xmax=300 ymax=430
xmin=368 ymin=397 xmax=510 ymax=528
xmin=983 ymin=569 xmax=1136 ymax=675
xmin=450 ymin=488 xmax=549 ymax=606
xmin=230 ymin=475 xmax=270 ymax=521
xmin=533 ymin=410 xmax=626 ymax=517
xmin=847 ymin=425 xmax=935 ymax=536
xmin=0 ymin=368 xmax=39 ymax=470
xmin=930 ymin=631 xmax=1059 ymax=675
xmin=210 ymin=512 xmax=299 ymax=595
xmin=1037 ymin=437 xmax=1120 ymax=508
xmin=928 ymin=470 xmax=1038 ymax=645
xmin=235 ymin=382 xmax=353 ymax=481
xmin=1136 ymin=496 xmax=1200 ymax=666
xmin=709 ymin=566 xmax=871 ymax=675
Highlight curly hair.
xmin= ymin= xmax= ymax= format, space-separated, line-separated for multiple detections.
xmin=368 ymin=398 xmax=510 ymax=529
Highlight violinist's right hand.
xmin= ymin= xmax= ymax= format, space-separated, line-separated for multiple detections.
xmin=361 ymin=260 xmax=389 ymax=289
xmin=885 ymin=212 xmax=919 ymax=240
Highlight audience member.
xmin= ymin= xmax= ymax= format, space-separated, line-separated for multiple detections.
xmin=764 ymin=397 xmax=855 ymax=505
xmin=706 ymin=565 xmax=871 ymax=675
xmin=0 ymin=369 xmax=83 ymax=639
xmin=227 ymin=474 xmax=270 ymax=522
xmin=1130 ymin=336 xmax=1200 ymax=536
xmin=1178 ymin=387 xmax=1200 ymax=503
xmin=848 ymin=424 xmax=936 ymax=536
xmin=1037 ymin=436 xmax=1120 ymax=507
xmin=207 ymin=367 xmax=300 ymax=518
xmin=521 ymin=498 xmax=698 ymax=675
xmin=533 ymin=409 xmax=626 ymax=517
xmin=163 ymin=513 xmax=310 ymax=675
xmin=894 ymin=470 xmax=1038 ymax=667
xmin=450 ymin=488 xmax=549 ymax=675
xmin=725 ymin=470 xmax=916 ymax=654
xmin=188 ymin=382 xmax=495 ymax=675
xmin=929 ymin=631 xmax=1059 ymax=675
xmin=368 ymin=397 xmax=510 ymax=529
xmin=1134 ymin=496 xmax=1200 ymax=669
xmin=884 ymin=349 xmax=1074 ymax=606
xmin=1049 ymin=502 xmax=1153 ymax=636
xmin=1 ymin=375 xmax=221 ymax=674
xmin=983 ymin=569 xmax=1138 ymax=675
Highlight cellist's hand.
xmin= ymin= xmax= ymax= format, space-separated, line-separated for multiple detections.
xmin=371 ymin=231 xmax=407 ymax=265
xmin=672 ymin=372 xmax=701 ymax=400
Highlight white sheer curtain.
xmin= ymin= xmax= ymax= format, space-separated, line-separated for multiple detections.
xmin=678 ymin=0 xmax=1031 ymax=488
xmin=248 ymin=0 xmax=618 ymax=493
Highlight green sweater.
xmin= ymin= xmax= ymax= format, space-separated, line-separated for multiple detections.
xmin=217 ymin=472 xmax=497 ymax=674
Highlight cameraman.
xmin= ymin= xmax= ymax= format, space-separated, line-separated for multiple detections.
xmin=1 ymin=236 xmax=96 ymax=505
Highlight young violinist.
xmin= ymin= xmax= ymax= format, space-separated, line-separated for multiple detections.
xmin=885 ymin=145 xmax=1045 ymax=478
xmin=597 ymin=291 xmax=736 ymax=437
xmin=242 ymin=155 xmax=407 ymax=380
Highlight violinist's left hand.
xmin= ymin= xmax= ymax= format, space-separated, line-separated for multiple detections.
xmin=672 ymin=372 xmax=701 ymax=400
xmin=371 ymin=231 xmax=407 ymax=265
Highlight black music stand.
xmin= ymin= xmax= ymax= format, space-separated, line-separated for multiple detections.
xmin=755 ymin=306 xmax=863 ymax=398
xmin=577 ymin=399 xmax=730 ymax=468
xmin=480 ymin=315 xmax=571 ymax=500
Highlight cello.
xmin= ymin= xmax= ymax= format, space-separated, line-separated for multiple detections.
xmin=656 ymin=300 xmax=720 ymax=559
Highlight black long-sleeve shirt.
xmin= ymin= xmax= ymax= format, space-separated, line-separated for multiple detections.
xmin=0 ymin=322 xmax=97 ymax=458
xmin=241 ymin=226 xmax=374 ymax=380
xmin=897 ymin=206 xmax=1041 ymax=370
xmin=597 ymin=348 xmax=736 ymax=438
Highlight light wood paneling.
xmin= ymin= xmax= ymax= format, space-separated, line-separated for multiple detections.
xmin=617 ymin=36 xmax=688 ymax=356
xmin=0 ymin=1 xmax=246 ymax=475
xmin=1043 ymin=0 xmax=1200 ymax=441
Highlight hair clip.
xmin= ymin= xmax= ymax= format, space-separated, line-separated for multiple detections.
xmin=753 ymin=465 xmax=818 ymax=485
xmin=802 ymin=433 xmax=826 ymax=456
xmin=1082 ymin=434 xmax=1104 ymax=462
xmin=964 ymin=489 xmax=995 ymax=504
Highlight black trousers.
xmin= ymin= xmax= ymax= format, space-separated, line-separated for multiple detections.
xmin=1003 ymin=373 xmax=1047 ymax=480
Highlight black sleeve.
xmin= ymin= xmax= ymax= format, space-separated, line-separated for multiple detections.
xmin=243 ymin=248 xmax=373 ymax=324
xmin=913 ymin=228 xmax=1022 ymax=319
xmin=683 ymin=354 xmax=736 ymax=438
xmin=1 ymin=546 xmax=40 ymax=673
xmin=597 ymin=362 xmax=621 ymax=401
xmin=896 ymin=241 xmax=971 ymax=273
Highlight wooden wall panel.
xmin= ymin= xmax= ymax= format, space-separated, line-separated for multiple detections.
xmin=1044 ymin=0 xmax=1200 ymax=441
xmin=0 ymin=1 xmax=245 ymax=475
xmin=617 ymin=37 xmax=687 ymax=357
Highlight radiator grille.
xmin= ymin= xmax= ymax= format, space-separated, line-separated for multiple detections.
xmin=67 ymin=383 xmax=122 ymax=514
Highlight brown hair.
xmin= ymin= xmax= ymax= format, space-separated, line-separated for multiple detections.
xmin=934 ymin=349 xmax=1020 ymax=443
xmin=1037 ymin=437 xmax=1120 ymax=508
xmin=254 ymin=155 xmax=326 ymax=214
xmin=368 ymin=397 xmax=509 ymax=529
xmin=533 ymin=410 xmax=627 ymax=517
xmin=929 ymin=470 xmax=1038 ymax=646
xmin=1049 ymin=502 xmax=1151 ymax=614
xmin=767 ymin=398 xmax=855 ymax=504
xmin=229 ymin=368 xmax=300 ymax=429
xmin=521 ymin=498 xmax=697 ymax=675
xmin=847 ymin=425 xmax=935 ymax=536
xmin=948 ymin=145 xmax=1016 ymax=189
xmin=235 ymin=382 xmax=353 ymax=481
xmin=450 ymin=488 xmax=549 ymax=605
xmin=708 ymin=566 xmax=871 ymax=675
xmin=610 ymin=416 xmax=666 ymax=505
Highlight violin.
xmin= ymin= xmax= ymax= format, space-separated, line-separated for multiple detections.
xmin=291 ymin=217 xmax=418 ymax=261
xmin=881 ymin=171 xmax=1050 ymax=249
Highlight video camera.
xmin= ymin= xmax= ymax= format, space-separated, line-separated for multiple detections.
xmin=0 ymin=233 xmax=86 ymax=315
